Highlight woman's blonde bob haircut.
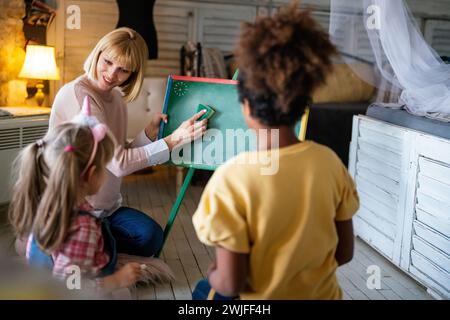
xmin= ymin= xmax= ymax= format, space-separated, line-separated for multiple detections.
xmin=83 ymin=27 xmax=148 ymax=103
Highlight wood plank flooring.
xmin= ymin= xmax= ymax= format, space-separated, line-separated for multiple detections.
xmin=122 ymin=167 xmax=433 ymax=300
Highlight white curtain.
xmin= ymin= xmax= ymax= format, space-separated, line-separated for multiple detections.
xmin=329 ymin=0 xmax=450 ymax=119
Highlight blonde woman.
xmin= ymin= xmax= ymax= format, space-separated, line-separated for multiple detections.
xmin=49 ymin=28 xmax=207 ymax=257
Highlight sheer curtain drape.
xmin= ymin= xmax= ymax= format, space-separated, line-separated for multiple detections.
xmin=329 ymin=0 xmax=450 ymax=119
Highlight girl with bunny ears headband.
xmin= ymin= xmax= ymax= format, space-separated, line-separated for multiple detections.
xmin=10 ymin=96 xmax=115 ymax=253
xmin=10 ymin=96 xmax=114 ymax=253
xmin=10 ymin=97 xmax=174 ymax=293
xmin=8 ymin=97 xmax=120 ymax=282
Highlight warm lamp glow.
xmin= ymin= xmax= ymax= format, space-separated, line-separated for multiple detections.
xmin=19 ymin=45 xmax=60 ymax=80
xmin=19 ymin=45 xmax=59 ymax=106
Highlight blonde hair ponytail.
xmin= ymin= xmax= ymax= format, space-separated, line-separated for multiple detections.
xmin=33 ymin=149 xmax=82 ymax=253
xmin=9 ymin=141 xmax=48 ymax=239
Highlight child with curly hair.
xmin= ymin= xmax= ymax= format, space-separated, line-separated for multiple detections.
xmin=192 ymin=2 xmax=359 ymax=300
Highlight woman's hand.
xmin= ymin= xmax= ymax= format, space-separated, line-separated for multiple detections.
xmin=145 ymin=113 xmax=168 ymax=141
xmin=163 ymin=110 xmax=208 ymax=151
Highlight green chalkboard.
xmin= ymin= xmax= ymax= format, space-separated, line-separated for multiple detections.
xmin=158 ymin=75 xmax=256 ymax=170
xmin=159 ymin=75 xmax=303 ymax=170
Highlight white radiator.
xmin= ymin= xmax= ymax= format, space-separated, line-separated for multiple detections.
xmin=0 ymin=115 xmax=49 ymax=204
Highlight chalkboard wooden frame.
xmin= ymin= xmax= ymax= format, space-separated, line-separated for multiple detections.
xmin=158 ymin=75 xmax=253 ymax=171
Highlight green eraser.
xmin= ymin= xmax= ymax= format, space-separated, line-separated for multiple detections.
xmin=197 ymin=104 xmax=216 ymax=121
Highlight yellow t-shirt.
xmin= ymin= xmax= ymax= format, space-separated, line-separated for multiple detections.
xmin=192 ymin=141 xmax=359 ymax=300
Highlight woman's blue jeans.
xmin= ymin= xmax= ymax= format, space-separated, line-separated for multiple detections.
xmin=107 ymin=207 xmax=163 ymax=257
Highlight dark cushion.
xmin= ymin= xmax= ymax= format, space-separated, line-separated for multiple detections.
xmin=307 ymin=102 xmax=369 ymax=166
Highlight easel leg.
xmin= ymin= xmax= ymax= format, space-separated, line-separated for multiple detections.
xmin=156 ymin=167 xmax=195 ymax=258
xmin=175 ymin=166 xmax=185 ymax=194
xmin=299 ymin=107 xmax=310 ymax=141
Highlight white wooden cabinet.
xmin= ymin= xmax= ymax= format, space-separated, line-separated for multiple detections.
xmin=349 ymin=115 xmax=450 ymax=299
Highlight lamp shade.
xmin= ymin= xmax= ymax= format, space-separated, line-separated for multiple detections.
xmin=19 ymin=45 xmax=60 ymax=80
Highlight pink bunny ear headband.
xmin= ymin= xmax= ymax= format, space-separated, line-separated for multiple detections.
xmin=73 ymin=96 xmax=108 ymax=176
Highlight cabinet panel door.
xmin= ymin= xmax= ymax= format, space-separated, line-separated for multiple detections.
xmin=410 ymin=251 xmax=450 ymax=299
xmin=402 ymin=135 xmax=450 ymax=298
xmin=349 ymin=116 xmax=410 ymax=264
xmin=412 ymin=236 xmax=450 ymax=274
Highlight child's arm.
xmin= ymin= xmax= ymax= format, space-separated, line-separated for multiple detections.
xmin=334 ymin=219 xmax=354 ymax=266
xmin=95 ymin=262 xmax=142 ymax=293
xmin=335 ymin=164 xmax=358 ymax=266
xmin=207 ymin=246 xmax=249 ymax=297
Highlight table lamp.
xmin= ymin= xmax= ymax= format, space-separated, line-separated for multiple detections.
xmin=19 ymin=44 xmax=60 ymax=106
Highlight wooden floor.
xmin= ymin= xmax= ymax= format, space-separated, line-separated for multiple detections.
xmin=123 ymin=167 xmax=433 ymax=300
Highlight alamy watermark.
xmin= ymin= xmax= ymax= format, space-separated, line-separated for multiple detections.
xmin=65 ymin=265 xmax=81 ymax=290
xmin=170 ymin=128 xmax=280 ymax=175
xmin=366 ymin=265 xmax=381 ymax=290
xmin=66 ymin=5 xmax=81 ymax=30
xmin=366 ymin=5 xmax=381 ymax=30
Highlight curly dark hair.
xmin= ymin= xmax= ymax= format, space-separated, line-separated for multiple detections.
xmin=236 ymin=2 xmax=337 ymax=126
